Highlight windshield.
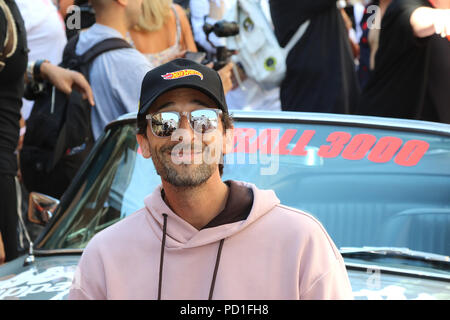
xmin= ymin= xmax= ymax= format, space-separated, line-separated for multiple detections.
xmin=38 ymin=117 xmax=450 ymax=274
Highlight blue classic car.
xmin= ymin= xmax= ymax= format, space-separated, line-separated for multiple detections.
xmin=0 ymin=111 xmax=449 ymax=299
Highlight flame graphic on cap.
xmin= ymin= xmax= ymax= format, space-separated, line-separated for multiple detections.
xmin=161 ymin=69 xmax=204 ymax=80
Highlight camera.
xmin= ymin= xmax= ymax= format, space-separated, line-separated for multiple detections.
xmin=202 ymin=20 xmax=239 ymax=70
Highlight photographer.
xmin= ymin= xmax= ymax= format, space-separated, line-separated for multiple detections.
xmin=190 ymin=0 xmax=281 ymax=111
xmin=190 ymin=0 xmax=228 ymax=56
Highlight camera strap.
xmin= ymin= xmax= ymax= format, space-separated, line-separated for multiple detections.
xmin=283 ymin=20 xmax=311 ymax=55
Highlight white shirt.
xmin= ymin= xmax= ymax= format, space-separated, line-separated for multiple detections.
xmin=16 ymin=0 xmax=67 ymax=120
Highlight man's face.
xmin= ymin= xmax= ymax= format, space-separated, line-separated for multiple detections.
xmin=137 ymin=88 xmax=230 ymax=188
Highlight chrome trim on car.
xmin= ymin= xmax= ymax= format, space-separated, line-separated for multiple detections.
xmin=33 ymin=249 xmax=84 ymax=256
xmin=106 ymin=111 xmax=450 ymax=137
xmin=345 ymin=262 xmax=450 ymax=282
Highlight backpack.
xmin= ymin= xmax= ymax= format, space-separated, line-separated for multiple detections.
xmin=20 ymin=35 xmax=131 ymax=199
xmin=224 ymin=0 xmax=310 ymax=91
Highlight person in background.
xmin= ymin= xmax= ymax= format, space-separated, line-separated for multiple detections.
xmin=129 ymin=0 xmax=233 ymax=93
xmin=190 ymin=0 xmax=281 ymax=111
xmin=15 ymin=0 xmax=68 ymax=251
xmin=173 ymin=0 xmax=190 ymax=11
xmin=357 ymin=0 xmax=392 ymax=89
xmin=356 ymin=0 xmax=450 ymax=123
xmin=58 ymin=0 xmax=74 ymax=18
xmin=75 ymin=0 xmax=153 ymax=141
xmin=340 ymin=4 xmax=361 ymax=61
xmin=357 ymin=0 xmax=377 ymax=89
xmin=269 ymin=0 xmax=360 ymax=114
xmin=1 ymin=0 xmax=93 ymax=264
xmin=16 ymin=0 xmax=67 ymax=118
xmin=129 ymin=0 xmax=197 ymax=66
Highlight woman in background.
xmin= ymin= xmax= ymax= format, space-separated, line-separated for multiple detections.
xmin=129 ymin=0 xmax=197 ymax=66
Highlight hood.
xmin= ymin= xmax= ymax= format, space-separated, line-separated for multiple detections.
xmin=0 ymin=255 xmax=80 ymax=300
xmin=144 ymin=181 xmax=280 ymax=249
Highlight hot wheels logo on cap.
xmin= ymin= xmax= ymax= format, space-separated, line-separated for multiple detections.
xmin=161 ymin=69 xmax=204 ymax=80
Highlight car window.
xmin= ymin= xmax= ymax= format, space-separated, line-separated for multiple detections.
xmin=39 ymin=119 xmax=450 ymax=269
xmin=41 ymin=124 xmax=160 ymax=249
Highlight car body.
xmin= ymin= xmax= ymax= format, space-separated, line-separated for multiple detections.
xmin=1 ymin=110 xmax=449 ymax=300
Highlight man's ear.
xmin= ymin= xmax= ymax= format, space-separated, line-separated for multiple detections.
xmin=223 ymin=125 xmax=234 ymax=155
xmin=136 ymin=134 xmax=152 ymax=159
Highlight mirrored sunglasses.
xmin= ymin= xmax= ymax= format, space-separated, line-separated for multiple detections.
xmin=146 ymin=108 xmax=222 ymax=138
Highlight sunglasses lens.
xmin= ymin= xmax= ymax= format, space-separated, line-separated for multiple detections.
xmin=151 ymin=112 xmax=179 ymax=137
xmin=190 ymin=109 xmax=219 ymax=134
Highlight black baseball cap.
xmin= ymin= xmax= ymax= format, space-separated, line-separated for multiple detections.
xmin=137 ymin=58 xmax=229 ymax=120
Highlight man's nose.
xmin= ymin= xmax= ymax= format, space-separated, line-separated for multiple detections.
xmin=173 ymin=114 xmax=195 ymax=142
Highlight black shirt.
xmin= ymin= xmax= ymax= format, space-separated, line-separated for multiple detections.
xmin=269 ymin=0 xmax=360 ymax=114
xmin=0 ymin=0 xmax=28 ymax=175
xmin=356 ymin=0 xmax=450 ymax=123
xmin=161 ymin=180 xmax=254 ymax=229
xmin=203 ymin=180 xmax=254 ymax=229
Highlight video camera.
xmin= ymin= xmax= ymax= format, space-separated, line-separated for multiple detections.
xmin=202 ymin=19 xmax=239 ymax=70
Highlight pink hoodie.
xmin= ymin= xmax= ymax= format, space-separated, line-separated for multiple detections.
xmin=68 ymin=181 xmax=353 ymax=300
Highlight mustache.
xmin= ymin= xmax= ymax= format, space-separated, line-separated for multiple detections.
xmin=160 ymin=142 xmax=208 ymax=154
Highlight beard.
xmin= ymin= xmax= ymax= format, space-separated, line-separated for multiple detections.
xmin=150 ymin=142 xmax=217 ymax=188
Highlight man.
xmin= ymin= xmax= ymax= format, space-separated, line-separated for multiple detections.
xmin=75 ymin=0 xmax=153 ymax=140
xmin=269 ymin=0 xmax=360 ymax=114
xmin=68 ymin=58 xmax=353 ymax=300
xmin=356 ymin=0 xmax=450 ymax=123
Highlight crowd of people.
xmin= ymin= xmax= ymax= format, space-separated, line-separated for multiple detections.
xmin=0 ymin=0 xmax=449 ymax=267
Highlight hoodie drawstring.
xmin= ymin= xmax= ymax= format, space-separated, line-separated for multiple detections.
xmin=157 ymin=213 xmax=168 ymax=300
xmin=208 ymin=238 xmax=224 ymax=300
xmin=157 ymin=214 xmax=225 ymax=300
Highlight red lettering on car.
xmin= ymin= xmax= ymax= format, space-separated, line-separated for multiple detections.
xmin=233 ymin=128 xmax=257 ymax=153
xmin=273 ymin=129 xmax=297 ymax=155
xmin=318 ymin=131 xmax=352 ymax=158
xmin=290 ymin=130 xmax=316 ymax=156
xmin=394 ymin=140 xmax=429 ymax=167
xmin=249 ymin=128 xmax=280 ymax=154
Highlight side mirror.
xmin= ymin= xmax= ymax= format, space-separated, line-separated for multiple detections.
xmin=27 ymin=192 xmax=59 ymax=226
